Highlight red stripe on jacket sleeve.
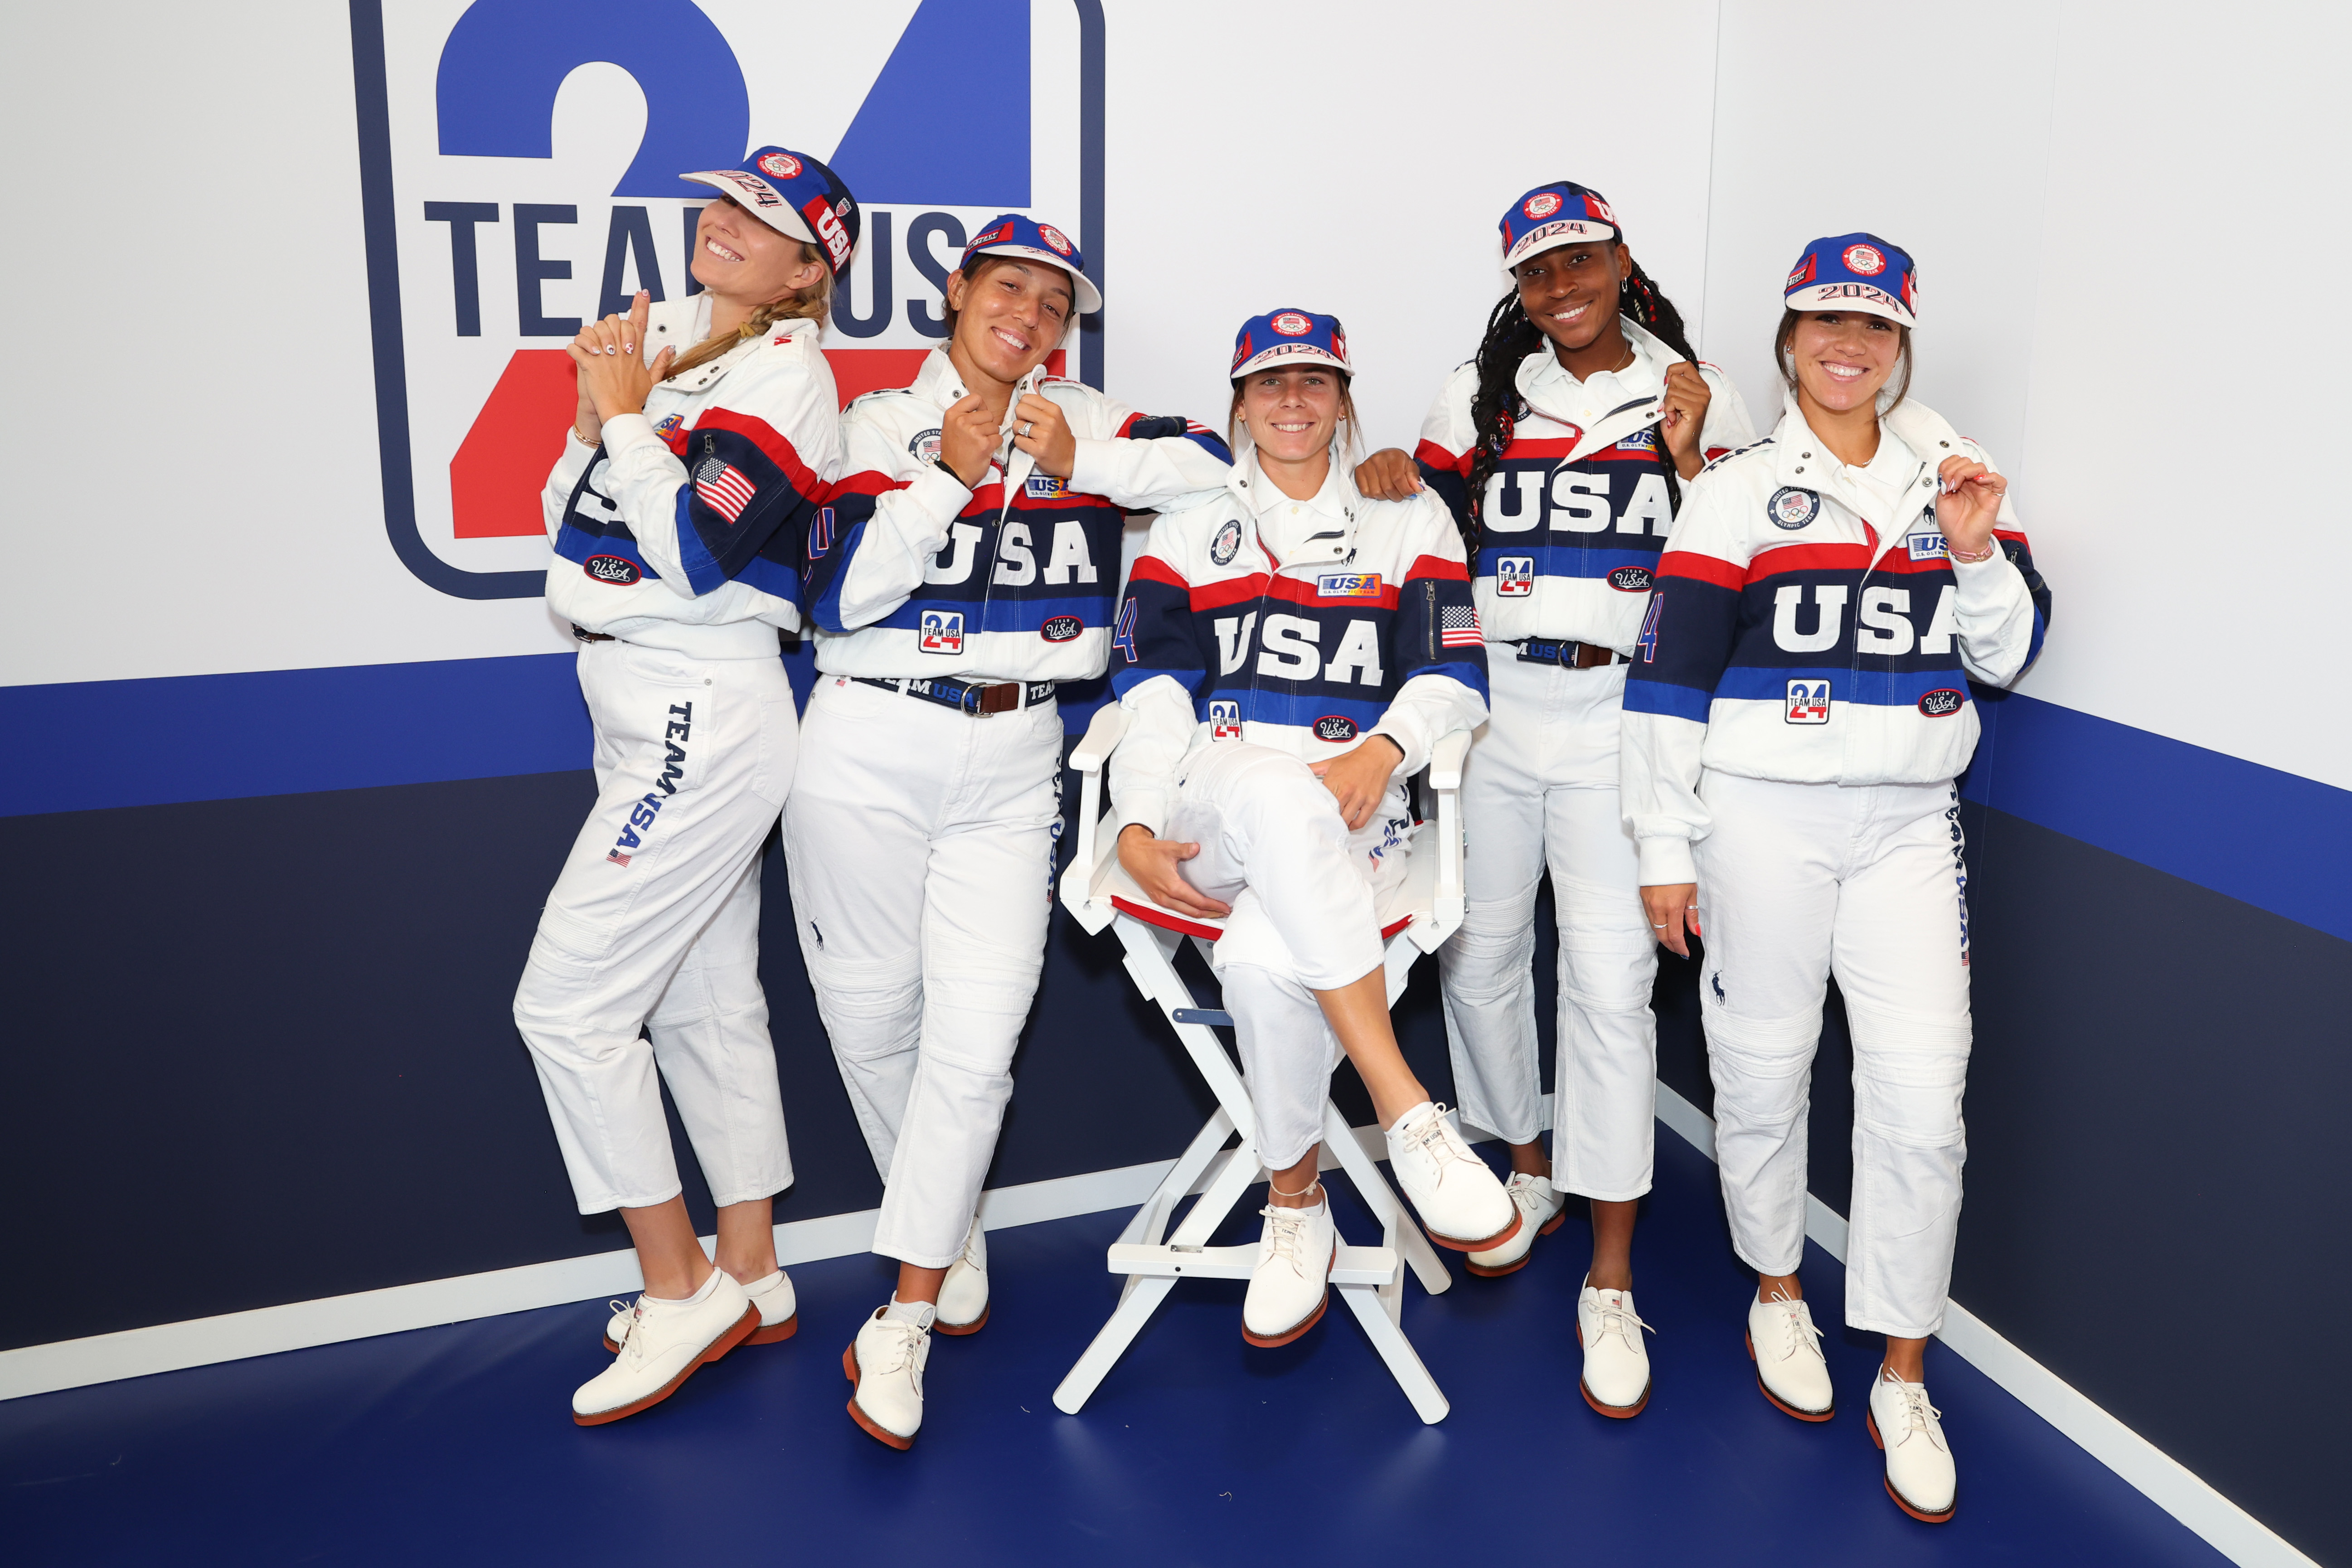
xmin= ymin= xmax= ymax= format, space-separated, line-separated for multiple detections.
xmin=1744 ymin=542 xmax=1875 ymax=583
xmin=824 ymin=469 xmax=911 ymax=500
xmin=1656 ymin=549 xmax=1746 ymax=592
xmin=1414 ymin=438 xmax=1469 ymax=476
xmin=1404 ymin=553 xmax=1469 ymax=582
xmin=1126 ymin=554 xmax=1190 ymax=590
xmin=693 ymin=408 xmax=820 ymax=496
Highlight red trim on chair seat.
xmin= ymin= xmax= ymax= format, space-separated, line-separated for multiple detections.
xmin=1111 ymin=896 xmax=1227 ymax=942
xmin=1379 ymin=913 xmax=1415 ymax=939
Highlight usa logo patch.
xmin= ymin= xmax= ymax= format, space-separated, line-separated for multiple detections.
xmin=1494 ymin=555 xmax=1535 ymax=597
xmin=919 ymin=610 xmax=964 ymax=655
xmin=1316 ymin=572 xmax=1383 ymax=598
xmin=1785 ymin=679 xmax=1831 ymax=725
xmin=1038 ymin=223 xmax=1073 ymax=256
xmin=1039 ymin=614 xmax=1083 ymax=642
xmin=1608 ymin=566 xmax=1652 ymax=593
xmin=1209 ymin=699 xmax=1241 ymax=741
xmin=1907 ymin=530 xmax=1949 ymax=561
xmin=909 ymin=427 xmax=943 ymax=464
xmin=583 ymin=554 xmax=640 ymax=585
xmin=1769 ymin=487 xmax=1819 ymax=529
xmin=1314 ymin=715 xmax=1359 ymax=743
xmin=1026 ymin=473 xmax=1071 ymax=499
xmin=757 ymin=151 xmax=801 ymax=180
xmin=1270 ymin=312 xmax=1313 ymax=337
xmin=1523 ymin=191 xmax=1562 ymax=220
xmin=1843 ymin=243 xmax=1886 ymax=276
xmin=1210 ymin=518 xmax=1244 ymax=566
xmin=1919 ymin=688 xmax=1965 ymax=717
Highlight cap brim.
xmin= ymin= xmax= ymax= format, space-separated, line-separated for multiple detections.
xmin=1784 ymin=282 xmax=1916 ymax=328
xmin=679 ymin=170 xmax=817 ymax=246
xmin=966 ymin=243 xmax=1103 ymax=315
xmin=1232 ymin=344 xmax=1351 ymax=380
xmin=1501 ymin=218 xmax=1618 ymax=269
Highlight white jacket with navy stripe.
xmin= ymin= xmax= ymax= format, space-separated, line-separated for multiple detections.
xmin=1619 ymin=396 xmax=2052 ymax=885
xmin=1109 ymin=454 xmax=1490 ymax=839
xmin=1412 ymin=318 xmax=1756 ymax=653
xmin=804 ymin=349 xmax=1231 ymax=682
xmin=543 ymin=299 xmax=839 ymax=660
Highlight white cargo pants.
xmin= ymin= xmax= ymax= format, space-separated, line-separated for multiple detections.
xmin=1694 ymin=771 xmax=1974 ymax=1340
xmin=781 ymin=675 xmax=1064 ymax=1270
xmin=1168 ymin=741 xmax=1409 ymax=1171
xmin=1438 ymin=654 xmax=1659 ymax=1201
xmin=513 ymin=640 xmax=797 ymax=1214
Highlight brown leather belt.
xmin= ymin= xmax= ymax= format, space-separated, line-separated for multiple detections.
xmin=1515 ymin=637 xmax=1625 ymax=669
xmin=571 ymin=625 xmax=616 ymax=643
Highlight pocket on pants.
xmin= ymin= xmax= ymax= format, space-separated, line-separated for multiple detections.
xmin=751 ymin=696 xmax=798 ymax=807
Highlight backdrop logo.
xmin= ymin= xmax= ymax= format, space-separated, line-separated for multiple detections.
xmin=351 ymin=0 xmax=1107 ymax=599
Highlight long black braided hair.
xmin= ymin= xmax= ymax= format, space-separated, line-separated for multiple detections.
xmin=1458 ymin=252 xmax=1700 ymax=566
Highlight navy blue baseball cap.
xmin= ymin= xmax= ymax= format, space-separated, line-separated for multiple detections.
xmin=1229 ymin=309 xmax=1352 ymax=380
xmin=1784 ymin=233 xmax=1918 ymax=327
xmin=961 ymin=214 xmax=1102 ymax=315
xmin=1499 ymin=180 xmax=1620 ymax=268
xmin=681 ymin=146 xmax=861 ymax=281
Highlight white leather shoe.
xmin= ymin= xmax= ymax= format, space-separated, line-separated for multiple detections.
xmin=1869 ymin=1369 xmax=1957 ymax=1523
xmin=936 ymin=1225 xmax=989 ymax=1336
xmin=606 ymin=1267 xmax=795 ymax=1352
xmin=1385 ymin=1103 xmax=1519 ymax=1251
xmin=1465 ymin=1172 xmax=1567 ymax=1277
xmin=1576 ymin=1278 xmax=1653 ymax=1418
xmin=1746 ymin=1291 xmax=1835 ymax=1421
xmin=572 ymin=1269 xmax=757 ymax=1426
xmin=1241 ymin=1197 xmax=1336 ymax=1347
xmin=844 ymin=1305 xmax=931 ymax=1450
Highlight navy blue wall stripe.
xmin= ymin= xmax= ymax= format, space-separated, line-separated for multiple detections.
xmin=1963 ymin=689 xmax=2352 ymax=942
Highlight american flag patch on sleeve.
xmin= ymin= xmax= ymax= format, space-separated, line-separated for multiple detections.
xmin=693 ymin=458 xmax=758 ymax=523
xmin=1440 ymin=605 xmax=1484 ymax=648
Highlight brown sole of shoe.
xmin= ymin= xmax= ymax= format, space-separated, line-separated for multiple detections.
xmin=1242 ymin=1290 xmax=1329 ymax=1348
xmin=932 ymin=1306 xmax=988 ymax=1338
xmin=1462 ymin=1209 xmax=1566 ymax=1277
xmin=842 ymin=1343 xmax=915 ymax=1451
xmin=1747 ymin=1330 xmax=1835 ymax=1422
xmin=574 ymin=1303 xmax=759 ymax=1427
xmin=607 ymin=1310 xmax=796 ymax=1354
xmin=1424 ymin=1207 xmax=1523 ymax=1254
xmin=1867 ymin=1407 xmax=1956 ymax=1523
xmin=1573 ymin=1323 xmax=1651 ymax=1418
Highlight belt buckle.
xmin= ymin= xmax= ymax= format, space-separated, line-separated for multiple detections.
xmin=957 ymin=682 xmax=986 ymax=716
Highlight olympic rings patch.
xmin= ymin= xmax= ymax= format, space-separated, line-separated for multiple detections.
xmin=1038 ymin=224 xmax=1073 ymax=256
xmin=1270 ymin=312 xmax=1313 ymax=337
xmin=1843 ymin=243 xmax=1886 ymax=276
xmin=1523 ymin=192 xmax=1562 ymax=219
xmin=1768 ymin=486 xmax=1820 ymax=529
xmin=758 ymin=151 xmax=802 ymax=180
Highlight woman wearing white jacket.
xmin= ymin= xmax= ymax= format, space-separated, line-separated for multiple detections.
xmin=514 ymin=146 xmax=858 ymax=1426
xmin=1621 ymin=233 xmax=2051 ymax=1522
xmin=1111 ymin=310 xmax=1518 ymax=1350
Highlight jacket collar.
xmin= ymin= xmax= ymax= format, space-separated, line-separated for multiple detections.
xmin=909 ymin=347 xmax=1046 ymax=501
xmin=1512 ymin=316 xmax=1681 ymax=462
xmin=651 ymin=301 xmax=818 ymax=395
xmin=1226 ymin=447 xmax=1358 ymax=569
xmin=1770 ymin=393 xmax=1961 ymax=528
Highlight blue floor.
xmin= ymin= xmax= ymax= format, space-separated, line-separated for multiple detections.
xmin=2 ymin=1131 xmax=2226 ymax=1567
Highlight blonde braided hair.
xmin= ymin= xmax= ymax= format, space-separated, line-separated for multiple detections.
xmin=660 ymin=240 xmax=833 ymax=381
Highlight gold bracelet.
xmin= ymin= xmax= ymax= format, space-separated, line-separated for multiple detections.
xmin=569 ymin=424 xmax=600 ymax=449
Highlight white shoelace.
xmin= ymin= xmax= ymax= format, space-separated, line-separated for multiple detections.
xmin=606 ymin=1296 xmax=641 ymax=1349
xmin=1587 ymin=1291 xmax=1655 ymax=1351
xmin=1884 ymin=1378 xmax=1946 ymax=1450
xmin=1396 ymin=1104 xmax=1472 ymax=1183
xmin=1766 ymin=1296 xmax=1827 ymax=1364
xmin=1259 ymin=1204 xmax=1318 ymax=1276
xmin=868 ymin=1318 xmax=928 ymax=1390
xmin=1505 ymin=1172 xmax=1554 ymax=1214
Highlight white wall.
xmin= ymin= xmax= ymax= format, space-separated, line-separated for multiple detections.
xmin=2 ymin=0 xmax=2345 ymax=790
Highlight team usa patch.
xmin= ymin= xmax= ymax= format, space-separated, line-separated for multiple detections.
xmin=1918 ymin=688 xmax=1966 ymax=717
xmin=1907 ymin=529 xmax=1949 ymax=561
xmin=1615 ymin=428 xmax=1659 ymax=452
xmin=1768 ymin=486 xmax=1820 ymax=529
xmin=1843 ymin=243 xmax=1886 ymax=276
xmin=1608 ymin=566 xmax=1653 ymax=593
xmin=608 ymin=701 xmax=693 ymax=865
xmin=1494 ymin=555 xmax=1535 ymax=597
xmin=1786 ymin=252 xmax=1817 ymax=290
xmin=1523 ymin=192 xmax=1562 ymax=219
xmin=1039 ymin=614 xmax=1084 ymax=642
xmin=757 ymin=151 xmax=801 ymax=179
xmin=1038 ymin=223 xmax=1073 ymax=255
xmin=909 ymin=427 xmax=943 ymax=464
xmin=1209 ymin=518 xmax=1244 ymax=565
xmin=1316 ymin=572 xmax=1384 ymax=598
xmin=1270 ymin=312 xmax=1313 ymax=336
xmin=1440 ymin=606 xmax=1484 ymax=648
xmin=1313 ymin=715 xmax=1359 ymax=743
xmin=920 ymin=610 xmax=965 ymax=654
xmin=1785 ymin=680 xmax=1831 ymax=725
xmin=1209 ymin=699 xmax=1241 ymax=741
xmin=1026 ymin=473 xmax=1071 ymax=499
xmin=583 ymin=554 xmax=640 ymax=586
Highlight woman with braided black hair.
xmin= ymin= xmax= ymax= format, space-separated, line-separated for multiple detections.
xmin=1354 ymin=181 xmax=1753 ymax=1419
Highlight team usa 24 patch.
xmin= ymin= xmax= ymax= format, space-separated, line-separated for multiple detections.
xmin=1785 ymin=679 xmax=1831 ymax=724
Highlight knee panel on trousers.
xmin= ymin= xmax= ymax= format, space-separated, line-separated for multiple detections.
xmin=1847 ymin=1005 xmax=1972 ymax=1151
xmin=1440 ymin=896 xmax=1539 ymax=1002
xmin=801 ymin=944 xmax=923 ymax=1063
xmin=1703 ymin=1007 xmax=1823 ymax=1131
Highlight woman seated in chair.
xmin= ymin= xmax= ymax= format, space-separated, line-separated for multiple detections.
xmin=1111 ymin=310 xmax=1519 ymax=1347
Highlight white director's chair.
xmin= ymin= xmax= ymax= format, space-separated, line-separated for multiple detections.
xmin=1050 ymin=704 xmax=1471 ymax=1424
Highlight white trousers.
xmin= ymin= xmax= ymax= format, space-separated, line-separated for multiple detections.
xmin=1168 ymin=742 xmax=1408 ymax=1170
xmin=1694 ymin=771 xmax=1973 ymax=1339
xmin=1438 ymin=654 xmax=1658 ymax=1200
xmin=781 ymin=675 xmax=1063 ymax=1269
xmin=513 ymin=640 xmax=797 ymax=1214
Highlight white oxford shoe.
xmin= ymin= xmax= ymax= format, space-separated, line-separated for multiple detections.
xmin=572 ymin=1270 xmax=757 ymax=1427
xmin=1385 ymin=1102 xmax=1519 ymax=1252
xmin=1746 ymin=1290 xmax=1835 ymax=1421
xmin=935 ymin=1225 xmax=989 ymax=1336
xmin=1576 ymin=1278 xmax=1654 ymax=1418
xmin=1242 ymin=1197 xmax=1337 ymax=1347
xmin=1465 ymin=1171 xmax=1567 ymax=1278
xmin=606 ymin=1268 xmax=795 ymax=1352
xmin=1868 ymin=1369 xmax=1957 ymax=1523
xmin=844 ymin=1306 xmax=931 ymax=1450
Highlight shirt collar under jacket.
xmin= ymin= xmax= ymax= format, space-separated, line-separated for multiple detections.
xmin=647 ymin=297 xmax=819 ymax=395
xmin=909 ymin=345 xmax=1046 ymax=413
xmin=1770 ymin=393 xmax=1966 ymax=529
xmin=1227 ymin=447 xmax=1360 ymax=569
xmin=1512 ymin=314 xmax=1677 ymax=430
